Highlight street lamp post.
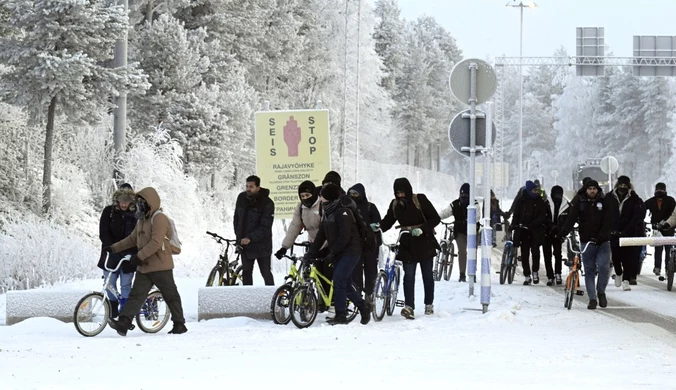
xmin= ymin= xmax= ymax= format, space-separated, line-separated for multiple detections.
xmin=506 ymin=1 xmax=537 ymax=188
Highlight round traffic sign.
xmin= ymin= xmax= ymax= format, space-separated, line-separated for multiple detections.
xmin=600 ymin=156 xmax=619 ymax=174
xmin=449 ymin=58 xmax=497 ymax=106
xmin=448 ymin=109 xmax=496 ymax=158
xmin=551 ymin=170 xmax=559 ymax=179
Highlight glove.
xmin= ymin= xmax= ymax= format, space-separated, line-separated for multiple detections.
xmin=129 ymin=255 xmax=142 ymax=266
xmin=657 ymin=221 xmax=671 ymax=231
xmin=370 ymin=223 xmax=379 ymax=231
xmin=274 ymin=247 xmax=287 ymax=260
xmin=323 ymin=253 xmax=335 ymax=264
xmin=411 ymin=228 xmax=423 ymax=237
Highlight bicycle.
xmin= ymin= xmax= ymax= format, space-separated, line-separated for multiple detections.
xmin=288 ymin=256 xmax=359 ymax=328
xmin=73 ymin=255 xmax=171 ymax=337
xmin=270 ymin=241 xmax=311 ymax=325
xmin=372 ymin=233 xmax=407 ymax=321
xmin=498 ymin=228 xmax=521 ymax=285
xmin=433 ymin=222 xmax=456 ymax=282
xmin=563 ymin=238 xmax=591 ymax=310
xmin=637 ymin=222 xmax=656 ymax=276
xmin=205 ymin=231 xmax=243 ymax=287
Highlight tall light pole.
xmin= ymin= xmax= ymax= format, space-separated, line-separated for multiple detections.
xmin=506 ymin=1 xmax=537 ymax=188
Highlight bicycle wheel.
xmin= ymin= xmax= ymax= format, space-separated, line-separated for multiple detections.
xmin=499 ymin=246 xmax=510 ymax=285
xmin=373 ymin=272 xmax=388 ymax=321
xmin=508 ymin=255 xmax=518 ymax=284
xmin=346 ymin=295 xmax=359 ymax=323
xmin=667 ymin=258 xmax=674 ymax=291
xmin=443 ymin=243 xmax=454 ymax=281
xmin=136 ymin=291 xmax=171 ymax=333
xmin=434 ymin=243 xmax=446 ymax=281
xmin=386 ymin=267 xmax=400 ymax=316
xmin=270 ymin=284 xmax=293 ymax=325
xmin=205 ymin=266 xmax=223 ymax=287
xmin=73 ymin=292 xmax=109 ymax=337
xmin=566 ymin=273 xmax=577 ymax=310
xmin=289 ymin=286 xmax=318 ymax=329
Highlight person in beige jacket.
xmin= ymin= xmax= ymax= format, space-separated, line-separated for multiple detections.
xmin=105 ymin=187 xmax=187 ymax=336
xmin=275 ymin=181 xmax=322 ymax=258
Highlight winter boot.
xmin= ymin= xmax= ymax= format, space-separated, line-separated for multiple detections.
xmin=424 ymin=304 xmax=434 ymax=315
xmin=358 ymin=302 xmax=372 ymax=325
xmin=107 ymin=315 xmax=134 ymax=337
xmin=523 ymin=276 xmax=532 ymax=286
xmin=327 ymin=312 xmax=349 ymax=325
xmin=365 ymin=293 xmax=374 ymax=307
xmin=108 ymin=300 xmax=119 ymax=319
xmin=654 ymin=267 xmax=661 ymax=276
xmin=598 ymin=293 xmax=607 ymax=308
xmin=587 ymin=299 xmax=598 ymax=310
xmin=546 ymin=279 xmax=554 ymax=287
xmin=401 ymin=306 xmax=415 ymax=320
xmin=622 ymin=280 xmax=631 ymax=291
xmin=168 ymin=322 xmax=188 ymax=334
xmin=459 ymin=273 xmax=466 ymax=282
xmin=532 ymin=272 xmax=540 ymax=285
xmin=555 ymin=274 xmax=562 ymax=285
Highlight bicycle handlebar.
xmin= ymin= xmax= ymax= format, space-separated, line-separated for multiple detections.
xmin=293 ymin=241 xmax=311 ymax=248
xmin=104 ymin=254 xmax=132 ymax=273
xmin=206 ymin=231 xmax=239 ymax=245
xmin=440 ymin=221 xmax=453 ymax=226
xmin=566 ymin=237 xmax=593 ymax=254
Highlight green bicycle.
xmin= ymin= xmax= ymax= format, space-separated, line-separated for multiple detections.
xmin=270 ymin=241 xmax=311 ymax=325
xmin=288 ymin=256 xmax=359 ymax=329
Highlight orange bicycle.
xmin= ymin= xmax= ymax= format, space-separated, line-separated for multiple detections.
xmin=564 ymin=238 xmax=591 ymax=310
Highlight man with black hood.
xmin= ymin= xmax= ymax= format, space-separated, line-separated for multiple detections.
xmin=559 ymin=179 xmax=612 ymax=309
xmin=511 ymin=180 xmax=547 ymax=285
xmin=306 ymin=183 xmax=371 ymax=325
xmin=439 ymin=183 xmax=480 ymax=282
xmin=380 ymin=178 xmax=440 ymax=319
xmin=347 ymin=183 xmax=382 ymax=304
xmin=234 ymin=175 xmax=275 ymax=286
xmin=645 ymin=182 xmax=676 ymax=276
xmin=543 ymin=185 xmax=570 ymax=286
xmin=607 ymin=175 xmax=644 ymax=290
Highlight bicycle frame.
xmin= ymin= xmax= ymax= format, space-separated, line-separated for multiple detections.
xmin=382 ymin=243 xmax=403 ymax=296
xmin=206 ymin=231 xmax=243 ymax=284
xmin=100 ymin=255 xmax=132 ymax=304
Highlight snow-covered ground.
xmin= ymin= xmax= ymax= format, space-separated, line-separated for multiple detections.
xmin=2 ymin=251 xmax=676 ymax=389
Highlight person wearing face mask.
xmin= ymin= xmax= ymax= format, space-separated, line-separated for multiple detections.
xmin=645 ymin=183 xmax=676 ymax=276
xmin=347 ymin=183 xmax=382 ymax=304
xmin=607 ymin=175 xmax=644 ymax=290
xmin=559 ymin=180 xmax=612 ymax=310
xmin=380 ymin=178 xmax=440 ymax=319
xmin=543 ymin=185 xmax=570 ymax=286
xmin=98 ymin=183 xmax=138 ymax=318
xmin=439 ymin=183 xmax=480 ymax=282
xmin=511 ymin=180 xmax=547 ymax=285
xmin=275 ymin=181 xmax=322 ymax=259
xmin=105 ymin=187 xmax=187 ymax=335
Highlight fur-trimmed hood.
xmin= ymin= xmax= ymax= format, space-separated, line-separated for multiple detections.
xmin=113 ymin=188 xmax=136 ymax=210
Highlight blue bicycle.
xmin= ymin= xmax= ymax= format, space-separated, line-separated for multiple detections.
xmin=372 ymin=231 xmax=407 ymax=321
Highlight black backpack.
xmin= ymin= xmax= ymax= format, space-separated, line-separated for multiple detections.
xmin=352 ymin=208 xmax=377 ymax=252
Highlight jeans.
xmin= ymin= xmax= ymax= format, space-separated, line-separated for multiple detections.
xmin=402 ymin=258 xmax=435 ymax=310
xmin=103 ymin=269 xmax=133 ymax=301
xmin=655 ymin=245 xmax=672 ymax=270
xmin=581 ymin=241 xmax=611 ymax=300
xmin=332 ymin=254 xmax=365 ymax=314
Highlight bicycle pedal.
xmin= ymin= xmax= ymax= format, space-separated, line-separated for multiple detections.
xmin=395 ymin=300 xmax=405 ymax=307
xmin=659 ymin=276 xmax=666 ymax=281
xmin=129 ymin=324 xmax=136 ymax=330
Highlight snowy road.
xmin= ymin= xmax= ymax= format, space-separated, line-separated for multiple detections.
xmin=2 ymin=250 xmax=676 ymax=389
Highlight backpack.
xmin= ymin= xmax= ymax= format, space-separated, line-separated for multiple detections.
xmin=151 ymin=210 xmax=182 ymax=255
xmin=351 ymin=208 xmax=377 ymax=252
xmin=391 ymin=194 xmax=427 ymax=222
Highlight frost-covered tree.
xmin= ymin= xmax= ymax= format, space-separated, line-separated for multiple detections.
xmin=0 ymin=0 xmax=148 ymax=213
xmin=373 ymin=0 xmax=406 ymax=93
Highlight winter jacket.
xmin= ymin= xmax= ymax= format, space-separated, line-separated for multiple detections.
xmin=511 ymin=189 xmax=547 ymax=245
xmin=485 ymin=198 xmax=508 ymax=225
xmin=546 ymin=195 xmax=571 ymax=236
xmin=439 ymin=200 xmax=481 ymax=237
xmin=645 ymin=195 xmax=676 ymax=236
xmin=380 ymin=179 xmax=440 ymax=262
xmin=111 ymin=187 xmax=175 ymax=274
xmin=348 ymin=183 xmax=383 ymax=247
xmin=281 ymin=199 xmax=322 ymax=249
xmin=98 ymin=191 xmax=138 ymax=274
xmin=233 ymin=188 xmax=275 ymax=259
xmin=606 ymin=188 xmax=644 ymax=238
xmin=560 ymin=191 xmax=612 ymax=244
xmin=308 ymin=203 xmax=362 ymax=260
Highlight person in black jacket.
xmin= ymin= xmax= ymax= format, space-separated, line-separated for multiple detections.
xmin=645 ymin=182 xmax=676 ymax=276
xmin=307 ymin=184 xmax=371 ymax=325
xmin=233 ymin=175 xmax=275 ymax=286
xmin=607 ymin=176 xmax=644 ymax=290
xmin=347 ymin=183 xmax=382 ymax=304
xmin=439 ymin=183 xmax=480 ymax=282
xmin=543 ymin=185 xmax=570 ymax=286
xmin=511 ymin=180 xmax=547 ymax=285
xmin=559 ymin=179 xmax=612 ymax=309
xmin=380 ymin=178 xmax=440 ymax=319
xmin=98 ymin=183 xmax=138 ymax=318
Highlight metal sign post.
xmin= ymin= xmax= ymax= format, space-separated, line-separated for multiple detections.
xmin=600 ymin=156 xmax=619 ymax=193
xmin=449 ymin=58 xmax=497 ymax=309
xmin=480 ymin=102 xmax=494 ymax=314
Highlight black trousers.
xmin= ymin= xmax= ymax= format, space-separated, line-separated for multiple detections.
xmin=611 ymin=241 xmax=636 ymax=281
xmin=543 ymin=234 xmax=563 ymax=279
xmin=519 ymin=231 xmax=541 ymax=277
xmin=351 ymin=249 xmax=379 ymax=295
xmin=242 ymin=253 xmax=274 ymax=285
xmin=120 ymin=270 xmax=185 ymax=324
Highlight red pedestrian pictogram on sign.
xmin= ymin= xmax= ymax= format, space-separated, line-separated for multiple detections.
xmin=283 ymin=116 xmax=301 ymax=157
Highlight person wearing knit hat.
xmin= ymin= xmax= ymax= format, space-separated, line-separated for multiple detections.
xmin=306 ymin=183 xmax=372 ymax=325
xmin=274 ymin=180 xmax=322 ymax=261
xmin=607 ymin=175 xmax=645 ymax=290
xmin=379 ymin=177 xmax=441 ymax=319
xmin=511 ymin=181 xmax=547 ymax=285
xmin=559 ymin=175 xmax=612 ymax=309
xmin=439 ymin=183 xmax=480 ymax=282
xmin=542 ymin=185 xmax=570 ymax=286
xmin=322 ymin=171 xmax=342 ymax=188
xmin=645 ymin=182 xmax=676 ymax=276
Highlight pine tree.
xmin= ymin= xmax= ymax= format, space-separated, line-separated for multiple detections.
xmin=0 ymin=0 xmax=148 ymax=213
